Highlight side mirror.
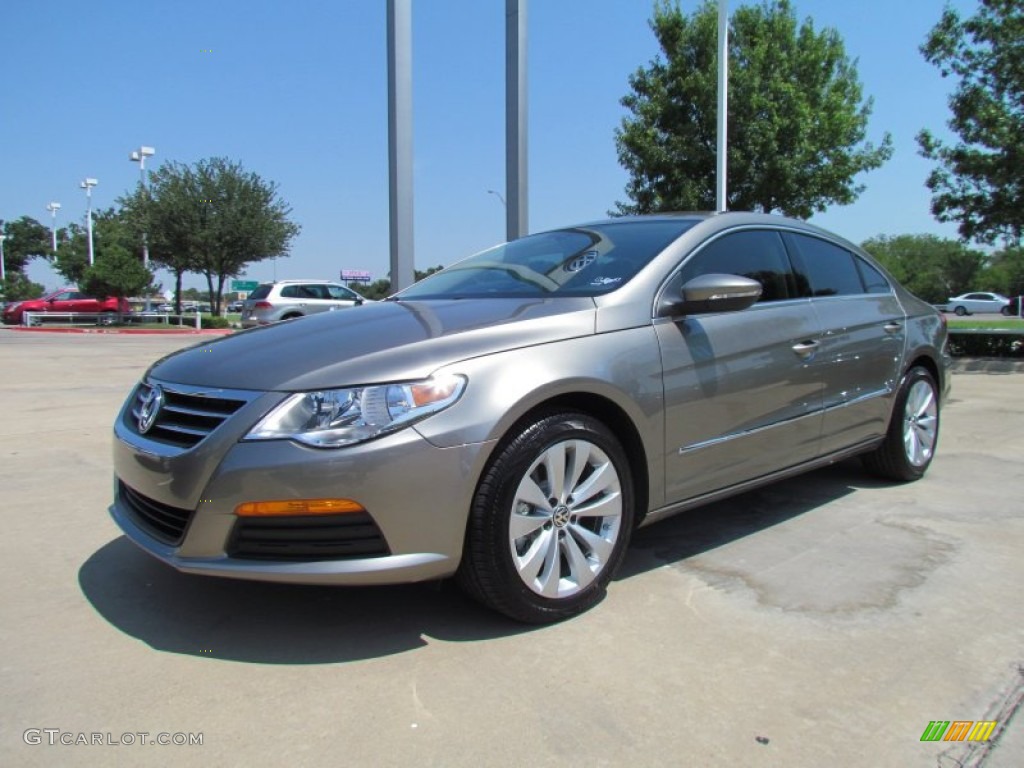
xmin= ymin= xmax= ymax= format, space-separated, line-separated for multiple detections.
xmin=667 ymin=273 xmax=762 ymax=316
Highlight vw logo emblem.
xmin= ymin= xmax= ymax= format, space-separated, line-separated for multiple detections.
xmin=138 ymin=385 xmax=164 ymax=434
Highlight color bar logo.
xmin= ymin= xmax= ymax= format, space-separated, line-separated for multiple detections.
xmin=920 ymin=720 xmax=997 ymax=742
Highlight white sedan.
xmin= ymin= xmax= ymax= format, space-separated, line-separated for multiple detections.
xmin=946 ymin=292 xmax=1010 ymax=316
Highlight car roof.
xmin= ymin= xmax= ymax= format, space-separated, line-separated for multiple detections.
xmin=263 ymin=279 xmax=341 ymax=285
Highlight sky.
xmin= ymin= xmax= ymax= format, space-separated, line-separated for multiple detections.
xmin=1 ymin=0 xmax=978 ymax=294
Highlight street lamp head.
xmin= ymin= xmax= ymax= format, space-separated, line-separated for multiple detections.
xmin=140 ymin=146 xmax=156 ymax=157
xmin=130 ymin=151 xmax=140 ymax=162
xmin=81 ymin=178 xmax=98 ymax=189
xmin=47 ymin=202 xmax=61 ymax=212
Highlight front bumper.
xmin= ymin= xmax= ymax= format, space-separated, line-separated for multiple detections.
xmin=111 ymin=409 xmax=494 ymax=585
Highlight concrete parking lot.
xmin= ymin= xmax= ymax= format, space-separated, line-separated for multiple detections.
xmin=1 ymin=328 xmax=1021 ymax=767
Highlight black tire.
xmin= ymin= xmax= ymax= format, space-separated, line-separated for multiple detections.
xmin=97 ymin=312 xmax=116 ymax=327
xmin=1001 ymin=305 xmax=1011 ymax=316
xmin=457 ymin=411 xmax=635 ymax=623
xmin=953 ymin=306 xmax=968 ymax=316
xmin=862 ymin=367 xmax=940 ymax=481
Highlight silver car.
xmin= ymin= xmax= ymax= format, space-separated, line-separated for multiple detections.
xmin=110 ymin=213 xmax=950 ymax=623
xmin=239 ymin=279 xmax=368 ymax=328
xmin=946 ymin=292 xmax=1010 ymax=316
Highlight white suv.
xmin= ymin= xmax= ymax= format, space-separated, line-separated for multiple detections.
xmin=240 ymin=280 xmax=369 ymax=328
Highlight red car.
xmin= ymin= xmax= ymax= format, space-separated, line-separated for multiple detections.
xmin=2 ymin=289 xmax=131 ymax=325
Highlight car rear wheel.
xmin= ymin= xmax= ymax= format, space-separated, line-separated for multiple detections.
xmin=457 ymin=411 xmax=634 ymax=623
xmin=97 ymin=312 xmax=116 ymax=326
xmin=953 ymin=306 xmax=968 ymax=316
xmin=862 ymin=367 xmax=939 ymax=481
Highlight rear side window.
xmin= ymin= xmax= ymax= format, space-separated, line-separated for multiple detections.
xmin=249 ymin=285 xmax=272 ymax=300
xmin=855 ymin=259 xmax=891 ymax=294
xmin=303 ymin=284 xmax=330 ymax=299
xmin=678 ymin=230 xmax=797 ymax=302
xmin=786 ymin=234 xmax=865 ymax=297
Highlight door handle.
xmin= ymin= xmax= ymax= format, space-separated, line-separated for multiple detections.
xmin=791 ymin=340 xmax=820 ymax=359
xmin=883 ymin=322 xmax=902 ymax=334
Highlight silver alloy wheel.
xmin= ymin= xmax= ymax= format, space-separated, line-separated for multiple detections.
xmin=903 ymin=379 xmax=938 ymax=467
xmin=508 ymin=439 xmax=623 ymax=598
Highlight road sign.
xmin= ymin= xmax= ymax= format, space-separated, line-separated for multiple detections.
xmin=232 ymin=280 xmax=259 ymax=291
xmin=341 ymin=270 xmax=373 ymax=283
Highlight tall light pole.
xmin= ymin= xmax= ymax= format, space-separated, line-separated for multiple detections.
xmin=0 ymin=233 xmax=7 ymax=283
xmin=46 ymin=202 xmax=61 ymax=253
xmin=129 ymin=146 xmax=156 ymax=309
xmin=387 ymin=0 xmax=415 ymax=292
xmin=716 ymin=0 xmax=729 ymax=212
xmin=80 ymin=178 xmax=98 ymax=266
xmin=505 ymin=0 xmax=528 ymax=241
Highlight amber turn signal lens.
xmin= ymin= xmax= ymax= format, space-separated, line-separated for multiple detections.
xmin=235 ymin=498 xmax=366 ymax=516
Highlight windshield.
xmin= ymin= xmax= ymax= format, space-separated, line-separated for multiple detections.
xmin=397 ymin=220 xmax=697 ymax=299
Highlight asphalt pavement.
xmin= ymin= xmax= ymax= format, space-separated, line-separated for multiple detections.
xmin=0 ymin=328 xmax=1021 ymax=767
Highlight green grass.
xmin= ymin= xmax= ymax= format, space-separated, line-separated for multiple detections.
xmin=947 ymin=317 xmax=1024 ymax=330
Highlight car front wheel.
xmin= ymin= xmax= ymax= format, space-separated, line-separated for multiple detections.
xmin=862 ymin=367 xmax=940 ymax=481
xmin=458 ymin=411 xmax=635 ymax=623
xmin=1001 ymin=306 xmax=1011 ymax=316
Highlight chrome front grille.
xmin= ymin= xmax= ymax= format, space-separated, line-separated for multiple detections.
xmin=129 ymin=381 xmax=251 ymax=448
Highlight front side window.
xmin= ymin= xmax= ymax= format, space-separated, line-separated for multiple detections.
xmin=326 ymin=284 xmax=359 ymax=300
xmin=677 ymin=230 xmax=797 ymax=302
xmin=398 ymin=220 xmax=698 ymax=300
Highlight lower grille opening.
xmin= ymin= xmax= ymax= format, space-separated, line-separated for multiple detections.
xmin=119 ymin=481 xmax=194 ymax=545
xmin=228 ymin=513 xmax=390 ymax=561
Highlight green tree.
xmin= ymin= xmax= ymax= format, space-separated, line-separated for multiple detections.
xmin=0 ymin=216 xmax=51 ymax=275
xmin=80 ymin=246 xmax=153 ymax=318
xmin=982 ymin=247 xmax=1024 ymax=298
xmin=917 ymin=1 xmax=1024 ymax=245
xmin=53 ymin=208 xmax=153 ymax=294
xmin=615 ymin=0 xmax=892 ymax=216
xmin=0 ymin=272 xmax=45 ymax=302
xmin=861 ymin=234 xmax=985 ymax=303
xmin=120 ymin=157 xmax=300 ymax=314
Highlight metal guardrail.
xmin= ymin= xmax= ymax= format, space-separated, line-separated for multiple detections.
xmin=23 ymin=311 xmax=204 ymax=329
xmin=22 ymin=312 xmax=118 ymax=327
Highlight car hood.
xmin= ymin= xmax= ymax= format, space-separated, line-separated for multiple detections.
xmin=150 ymin=297 xmax=597 ymax=391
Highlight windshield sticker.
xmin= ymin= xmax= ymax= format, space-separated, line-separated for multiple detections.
xmin=590 ymin=277 xmax=623 ymax=286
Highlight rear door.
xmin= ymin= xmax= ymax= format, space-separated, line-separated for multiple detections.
xmin=656 ymin=228 xmax=824 ymax=503
xmin=784 ymin=233 xmax=905 ymax=454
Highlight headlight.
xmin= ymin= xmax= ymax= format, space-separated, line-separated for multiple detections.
xmin=245 ymin=373 xmax=466 ymax=448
